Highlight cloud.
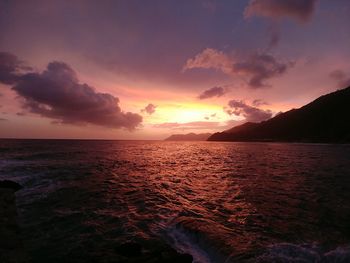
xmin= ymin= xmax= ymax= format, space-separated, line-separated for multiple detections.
xmin=198 ymin=86 xmax=226 ymax=99
xmin=0 ymin=52 xmax=142 ymax=130
xmin=183 ymin=48 xmax=233 ymax=74
xmin=245 ymin=0 xmax=318 ymax=23
xmin=266 ymin=24 xmax=281 ymax=49
xmin=0 ymin=52 xmax=31 ymax=85
xmin=141 ymin=103 xmax=157 ymax=115
xmin=0 ymin=118 xmax=8 ymax=121
xmin=252 ymin=99 xmax=269 ymax=107
xmin=234 ymin=53 xmax=293 ymax=88
xmin=204 ymin=112 xmax=217 ymax=120
xmin=225 ymin=99 xmax=272 ymax=122
xmin=329 ymin=70 xmax=350 ymax=89
xmin=184 ymin=48 xmax=293 ymax=88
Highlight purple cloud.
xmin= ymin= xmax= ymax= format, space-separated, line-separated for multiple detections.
xmin=141 ymin=103 xmax=157 ymax=115
xmin=198 ymin=86 xmax=226 ymax=99
xmin=252 ymin=99 xmax=269 ymax=107
xmin=245 ymin=0 xmax=318 ymax=23
xmin=0 ymin=52 xmax=31 ymax=85
xmin=233 ymin=53 xmax=293 ymax=88
xmin=184 ymin=48 xmax=293 ymax=88
xmin=226 ymin=99 xmax=272 ymax=122
xmin=0 ymin=52 xmax=142 ymax=130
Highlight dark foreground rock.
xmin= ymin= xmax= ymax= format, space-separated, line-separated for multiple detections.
xmin=0 ymin=180 xmax=192 ymax=263
xmin=114 ymin=240 xmax=193 ymax=263
xmin=0 ymin=180 xmax=23 ymax=191
xmin=0 ymin=180 xmax=26 ymax=263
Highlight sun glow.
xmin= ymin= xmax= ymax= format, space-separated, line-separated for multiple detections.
xmin=147 ymin=102 xmax=229 ymax=124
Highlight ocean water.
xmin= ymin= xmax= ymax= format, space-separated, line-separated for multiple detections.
xmin=1 ymin=139 xmax=350 ymax=262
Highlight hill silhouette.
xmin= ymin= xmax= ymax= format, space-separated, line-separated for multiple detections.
xmin=208 ymin=87 xmax=350 ymax=143
xmin=165 ymin=133 xmax=212 ymax=141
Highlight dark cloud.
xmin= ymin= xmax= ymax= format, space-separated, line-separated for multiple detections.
xmin=245 ymin=0 xmax=318 ymax=23
xmin=141 ymin=103 xmax=157 ymax=115
xmin=0 ymin=52 xmax=31 ymax=85
xmin=252 ymin=99 xmax=269 ymax=107
xmin=198 ymin=86 xmax=226 ymax=99
xmin=226 ymin=99 xmax=272 ymax=122
xmin=184 ymin=48 xmax=293 ymax=88
xmin=0 ymin=52 xmax=142 ymax=130
xmin=233 ymin=53 xmax=293 ymax=88
xmin=267 ymin=24 xmax=280 ymax=49
xmin=204 ymin=113 xmax=217 ymax=120
xmin=0 ymin=118 xmax=8 ymax=121
xmin=329 ymin=70 xmax=350 ymax=89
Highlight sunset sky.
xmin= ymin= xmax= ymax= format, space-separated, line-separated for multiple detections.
xmin=1 ymin=0 xmax=350 ymax=139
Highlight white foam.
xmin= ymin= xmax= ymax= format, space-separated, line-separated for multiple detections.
xmin=256 ymin=243 xmax=350 ymax=263
xmin=166 ymin=226 xmax=212 ymax=263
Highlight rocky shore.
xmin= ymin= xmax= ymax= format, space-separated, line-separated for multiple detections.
xmin=0 ymin=180 xmax=193 ymax=263
xmin=0 ymin=180 xmax=26 ymax=263
xmin=113 ymin=240 xmax=193 ymax=263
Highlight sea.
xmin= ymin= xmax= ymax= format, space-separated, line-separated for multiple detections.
xmin=1 ymin=139 xmax=350 ymax=262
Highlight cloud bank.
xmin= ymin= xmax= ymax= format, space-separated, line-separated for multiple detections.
xmin=245 ymin=0 xmax=318 ymax=23
xmin=184 ymin=48 xmax=292 ymax=88
xmin=225 ymin=99 xmax=272 ymax=122
xmin=0 ymin=52 xmax=142 ymax=130
xmin=198 ymin=86 xmax=226 ymax=99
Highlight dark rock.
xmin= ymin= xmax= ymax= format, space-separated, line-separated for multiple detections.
xmin=0 ymin=186 xmax=27 ymax=262
xmin=115 ymin=242 xmax=142 ymax=257
xmin=174 ymin=253 xmax=193 ymax=263
xmin=159 ymin=245 xmax=193 ymax=263
xmin=0 ymin=180 xmax=23 ymax=192
xmin=114 ymin=239 xmax=193 ymax=263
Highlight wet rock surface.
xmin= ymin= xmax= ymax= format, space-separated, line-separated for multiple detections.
xmin=0 ymin=181 xmax=26 ymax=263
xmin=0 ymin=180 xmax=23 ymax=191
xmin=114 ymin=240 xmax=193 ymax=263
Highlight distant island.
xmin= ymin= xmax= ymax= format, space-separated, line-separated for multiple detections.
xmin=165 ymin=133 xmax=212 ymax=141
xmin=208 ymin=86 xmax=350 ymax=143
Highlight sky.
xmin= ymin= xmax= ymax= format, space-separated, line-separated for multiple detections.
xmin=0 ymin=0 xmax=350 ymax=140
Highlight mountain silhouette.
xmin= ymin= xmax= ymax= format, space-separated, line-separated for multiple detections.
xmin=208 ymin=87 xmax=350 ymax=143
xmin=165 ymin=133 xmax=212 ymax=141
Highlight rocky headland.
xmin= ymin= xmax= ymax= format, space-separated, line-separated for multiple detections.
xmin=208 ymin=86 xmax=350 ymax=143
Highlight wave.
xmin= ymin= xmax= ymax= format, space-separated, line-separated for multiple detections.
xmin=164 ymin=216 xmax=350 ymax=263
xmin=164 ymin=216 xmax=238 ymax=263
xmin=255 ymin=243 xmax=350 ymax=263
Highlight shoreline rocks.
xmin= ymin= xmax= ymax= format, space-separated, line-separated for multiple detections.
xmin=114 ymin=240 xmax=193 ymax=263
xmin=0 ymin=180 xmax=26 ymax=263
